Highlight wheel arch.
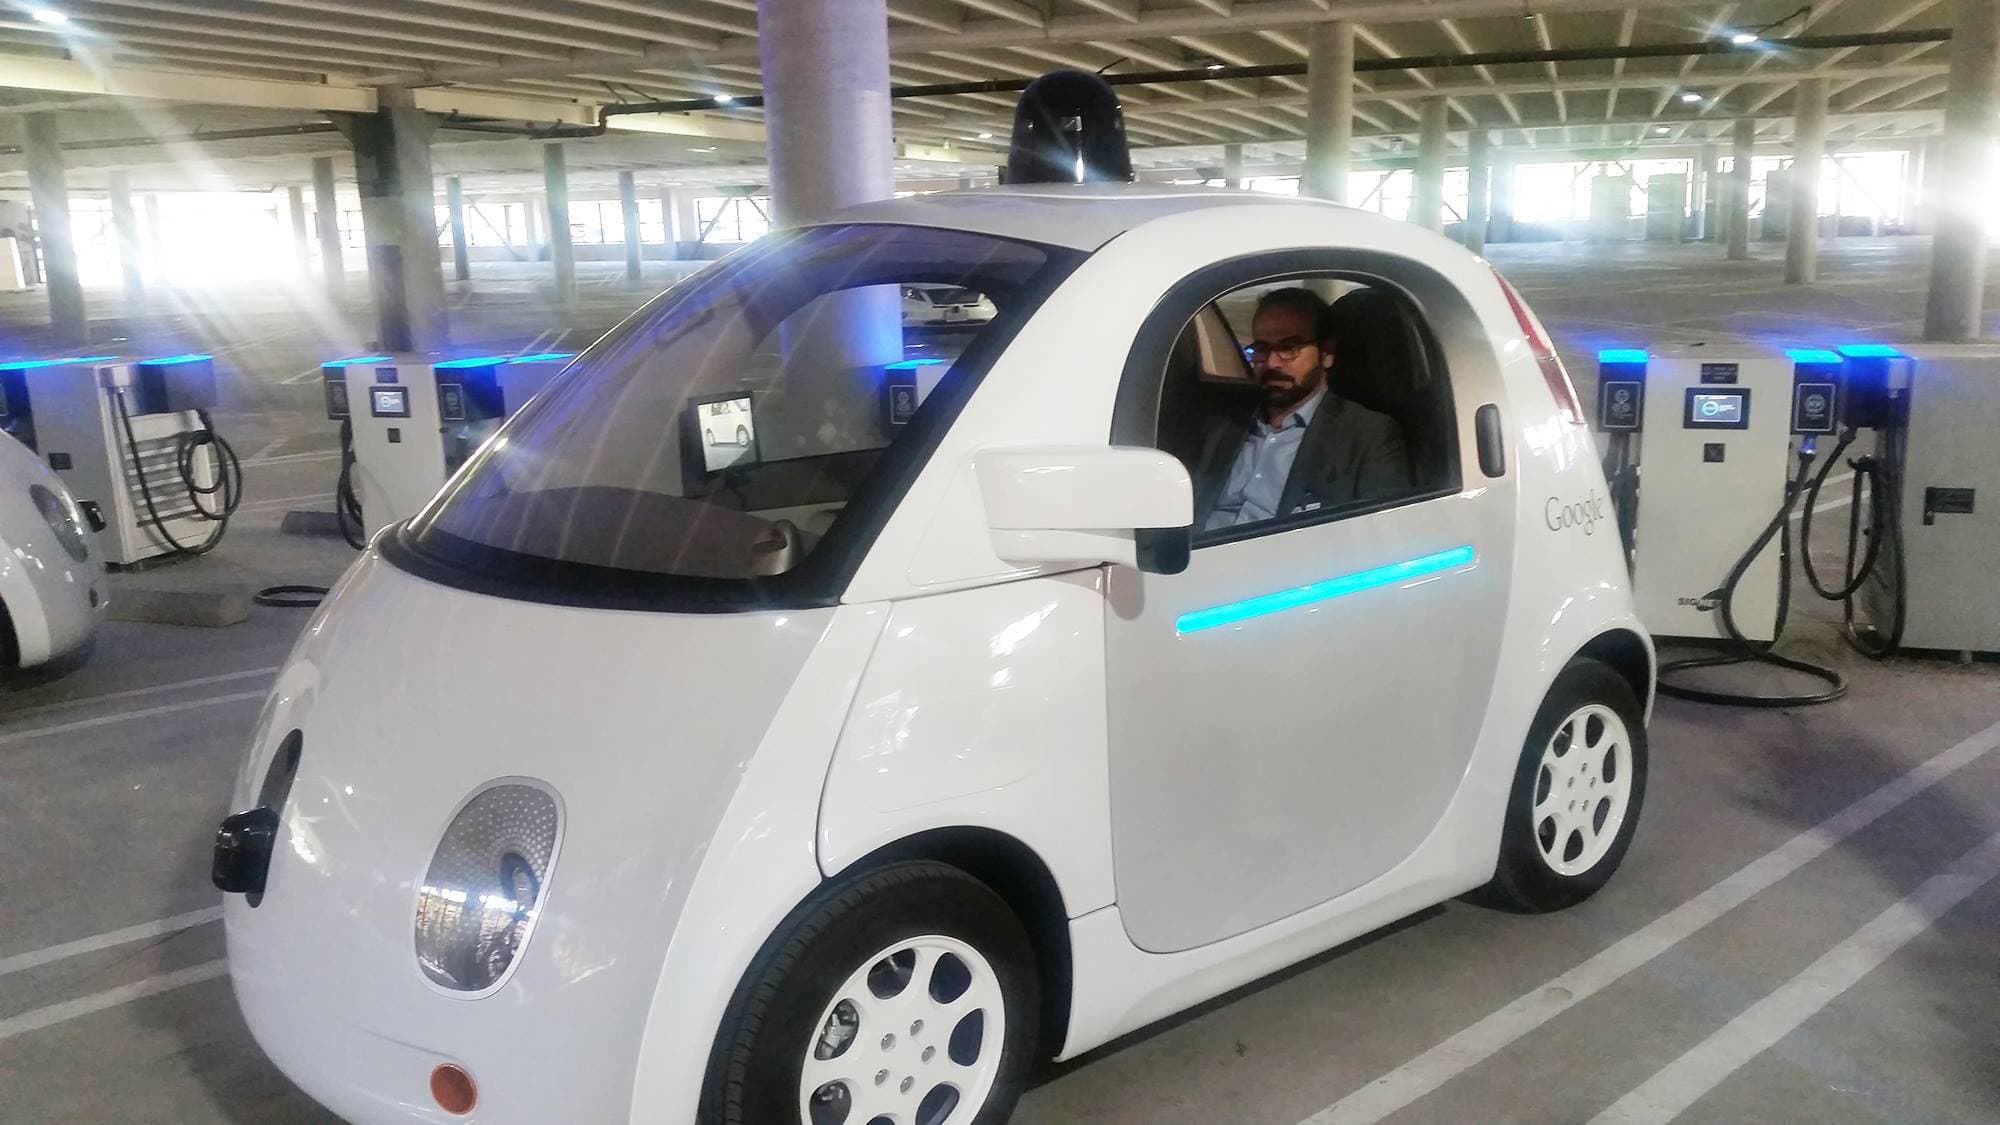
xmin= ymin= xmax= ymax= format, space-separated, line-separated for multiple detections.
xmin=1573 ymin=627 xmax=1655 ymax=716
xmin=0 ymin=593 xmax=16 ymax=667
xmin=841 ymin=826 xmax=1074 ymax=1058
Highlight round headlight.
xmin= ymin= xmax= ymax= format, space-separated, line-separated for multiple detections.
xmin=414 ymin=782 xmax=561 ymax=993
xmin=29 ymin=484 xmax=90 ymax=564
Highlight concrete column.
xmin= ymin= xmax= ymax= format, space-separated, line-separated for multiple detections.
xmin=618 ymin=169 xmax=642 ymax=281
xmin=1490 ymin=153 xmax=1516 ymax=243
xmin=1414 ymin=98 xmax=1449 ymax=232
xmin=757 ymin=0 xmax=893 ymax=229
xmin=1727 ymin=117 xmax=1755 ymax=260
xmin=672 ymin=189 xmax=700 ymax=252
xmin=285 ymin=183 xmax=310 ymax=271
xmin=1902 ymin=140 xmax=1929 ymax=231
xmin=1302 ymin=20 xmax=1354 ymax=203
xmin=956 ymin=174 xmax=976 ymax=190
xmin=1464 ymin=129 xmax=1491 ymax=253
xmin=110 ymin=171 xmax=144 ymax=307
xmin=525 ymin=192 xmax=544 ymax=255
xmin=333 ymin=95 xmax=448 ymax=351
xmin=144 ymin=194 xmax=165 ymax=283
xmin=23 ymin=113 xmax=85 ymax=344
xmin=311 ymin=155 xmax=343 ymax=301
xmin=543 ymin=145 xmax=576 ymax=304
xmin=1693 ymin=144 xmax=1717 ymax=240
xmin=1925 ymin=0 xmax=2000 ymax=341
xmin=1222 ymin=142 xmax=1244 ymax=189
xmin=445 ymin=175 xmax=470 ymax=282
xmin=1785 ymin=78 xmax=1829 ymax=285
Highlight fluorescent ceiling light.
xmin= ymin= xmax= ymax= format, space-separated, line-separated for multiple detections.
xmin=1654 ymin=126 xmax=1671 ymax=134
xmin=1204 ymin=62 xmax=1225 ymax=71
xmin=977 ymin=132 xmax=994 ymax=139
xmin=712 ymin=93 xmax=734 ymax=104
xmin=1680 ymin=91 xmax=1704 ymax=103
xmin=1730 ymin=32 xmax=1760 ymax=45
xmin=30 ymin=7 xmax=68 ymax=23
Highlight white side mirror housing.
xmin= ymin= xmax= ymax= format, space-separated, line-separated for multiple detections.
xmin=974 ymin=446 xmax=1194 ymax=573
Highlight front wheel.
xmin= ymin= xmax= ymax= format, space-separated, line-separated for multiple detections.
xmin=736 ymin=425 xmax=750 ymax=446
xmin=1478 ymin=658 xmax=1648 ymax=912
xmin=701 ymin=861 xmax=1039 ymax=1125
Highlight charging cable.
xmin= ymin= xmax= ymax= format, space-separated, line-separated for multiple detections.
xmin=112 ymin=386 xmax=243 ymax=557
xmin=1796 ymin=425 xmax=1906 ymax=658
xmin=1655 ymin=440 xmax=1848 ymax=708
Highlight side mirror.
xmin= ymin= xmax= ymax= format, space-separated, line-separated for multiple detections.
xmin=974 ymin=446 xmax=1193 ymax=574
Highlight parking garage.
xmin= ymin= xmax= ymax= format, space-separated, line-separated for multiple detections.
xmin=3 ymin=3 xmax=1999 ymax=1124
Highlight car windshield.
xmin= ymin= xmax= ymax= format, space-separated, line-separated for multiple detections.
xmin=399 ymin=223 xmax=1081 ymax=606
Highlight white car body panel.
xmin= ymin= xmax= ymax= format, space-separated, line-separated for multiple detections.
xmin=0 ymin=429 xmax=105 ymax=667
xmin=222 ymin=185 xmax=1652 ymax=1123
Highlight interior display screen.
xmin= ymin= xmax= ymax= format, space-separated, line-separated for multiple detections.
xmin=370 ymin=386 xmax=412 ymax=418
xmin=692 ymin=393 xmax=759 ymax=474
xmin=1685 ymin=388 xmax=1749 ymax=429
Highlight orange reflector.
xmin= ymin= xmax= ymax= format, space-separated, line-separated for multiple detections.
xmin=430 ymin=1063 xmax=477 ymax=1115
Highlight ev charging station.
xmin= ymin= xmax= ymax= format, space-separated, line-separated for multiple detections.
xmin=324 ymin=352 xmax=573 ymax=539
xmin=1596 ymin=343 xmax=1831 ymax=642
xmin=1843 ymin=343 xmax=2000 ymax=656
xmin=0 ymin=352 xmax=236 ymax=565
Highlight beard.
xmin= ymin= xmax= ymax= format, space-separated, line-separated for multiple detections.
xmin=1260 ymin=369 xmax=1320 ymax=415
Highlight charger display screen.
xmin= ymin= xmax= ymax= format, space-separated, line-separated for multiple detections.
xmin=370 ymin=386 xmax=412 ymax=418
xmin=1684 ymin=388 xmax=1749 ymax=429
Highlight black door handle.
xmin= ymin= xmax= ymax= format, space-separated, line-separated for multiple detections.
xmin=1475 ymin=403 xmax=1506 ymax=478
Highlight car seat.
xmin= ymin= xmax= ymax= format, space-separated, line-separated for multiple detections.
xmin=1321 ymin=288 xmax=1450 ymax=488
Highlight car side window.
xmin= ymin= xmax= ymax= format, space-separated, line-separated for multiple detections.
xmin=1118 ymin=270 xmax=1461 ymax=543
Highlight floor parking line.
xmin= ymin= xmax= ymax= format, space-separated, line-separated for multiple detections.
xmin=1298 ymin=716 xmax=2000 ymax=1125
xmin=4 ymin=664 xmax=278 ymax=716
xmin=0 ymin=907 xmax=224 ymax=980
xmin=3 ymin=667 xmax=278 ymax=722
xmin=1590 ymin=829 xmax=2000 ymax=1125
xmin=0 ymin=959 xmax=228 ymax=1045
xmin=0 ymin=690 xmax=269 ymax=748
xmin=241 ymin=449 xmax=340 ymax=467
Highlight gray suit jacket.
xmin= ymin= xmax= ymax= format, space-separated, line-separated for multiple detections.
xmin=1191 ymin=392 xmax=1416 ymax=525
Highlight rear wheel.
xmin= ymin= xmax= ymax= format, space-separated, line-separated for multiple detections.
xmin=702 ymin=861 xmax=1038 ymax=1125
xmin=1479 ymin=659 xmax=1647 ymax=912
xmin=736 ymin=425 xmax=750 ymax=446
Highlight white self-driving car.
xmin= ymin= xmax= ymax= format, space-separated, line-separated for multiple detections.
xmin=217 ymin=185 xmax=1653 ymax=1125
xmin=0 ymin=427 xmax=105 ymax=670
xmin=902 ymin=283 xmax=999 ymax=326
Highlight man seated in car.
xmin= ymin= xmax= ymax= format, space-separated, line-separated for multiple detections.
xmin=1197 ymin=287 xmax=1414 ymax=531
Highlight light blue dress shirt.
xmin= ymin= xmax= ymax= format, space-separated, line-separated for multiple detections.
xmin=1203 ymin=386 xmax=1326 ymax=531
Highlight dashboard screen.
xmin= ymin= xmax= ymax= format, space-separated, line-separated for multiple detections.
xmin=1685 ymin=389 xmax=1749 ymax=429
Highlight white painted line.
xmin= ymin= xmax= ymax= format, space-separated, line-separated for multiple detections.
xmin=1591 ymin=829 xmax=2000 ymax=1125
xmin=235 ymin=491 xmax=334 ymax=513
xmin=0 ymin=690 xmax=269 ymax=748
xmin=0 ymin=907 xmax=223 ymax=979
xmin=2 ymin=666 xmax=277 ymax=722
xmin=241 ymin=449 xmax=340 ymax=467
xmin=0 ymin=959 xmax=229 ymax=1045
xmin=245 ymin=435 xmax=290 ymax=462
xmin=1299 ymin=716 xmax=2000 ymax=1125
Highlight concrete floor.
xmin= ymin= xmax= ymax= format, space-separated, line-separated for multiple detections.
xmin=2 ymin=237 xmax=1998 ymax=1125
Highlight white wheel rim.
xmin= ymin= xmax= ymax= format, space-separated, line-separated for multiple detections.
xmin=1533 ymin=704 xmax=1634 ymax=877
xmin=797 ymin=934 xmax=1007 ymax=1125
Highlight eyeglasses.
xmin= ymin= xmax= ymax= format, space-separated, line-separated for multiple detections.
xmin=1244 ymin=337 xmax=1316 ymax=363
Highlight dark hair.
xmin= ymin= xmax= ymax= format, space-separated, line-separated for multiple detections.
xmin=1253 ymin=286 xmax=1329 ymax=328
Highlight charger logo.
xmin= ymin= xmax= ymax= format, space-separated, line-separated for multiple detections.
xmin=1545 ymin=491 xmax=1609 ymax=536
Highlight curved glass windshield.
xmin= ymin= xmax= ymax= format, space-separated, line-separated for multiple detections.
xmin=398 ymin=224 xmax=1081 ymax=607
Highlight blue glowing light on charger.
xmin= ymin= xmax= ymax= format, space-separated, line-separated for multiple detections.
xmin=0 ymin=355 xmax=117 ymax=371
xmin=139 ymin=353 xmax=213 ymax=366
xmin=1176 ymin=545 xmax=1477 ymax=635
xmin=323 ymin=355 xmax=392 ymax=367
xmin=1836 ymin=344 xmax=1903 ymax=359
xmin=507 ymin=352 xmax=575 ymax=364
xmin=1786 ymin=348 xmax=1842 ymax=365
xmin=435 ymin=354 xmax=508 ymax=369
xmin=887 ymin=358 xmax=948 ymax=370
xmin=1598 ymin=349 xmax=1649 ymax=365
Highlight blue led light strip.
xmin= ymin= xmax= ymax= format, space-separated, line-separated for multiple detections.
xmin=1786 ymin=348 xmax=1842 ymax=365
xmin=324 ymin=355 xmax=392 ymax=367
xmin=0 ymin=355 xmax=116 ymax=371
xmin=507 ymin=352 xmax=575 ymax=364
xmin=1176 ymin=545 xmax=1477 ymax=635
xmin=1598 ymin=349 xmax=1648 ymax=365
xmin=1837 ymin=343 xmax=1903 ymax=359
xmin=140 ymin=353 xmax=213 ymax=365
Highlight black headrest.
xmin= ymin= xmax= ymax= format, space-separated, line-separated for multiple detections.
xmin=1321 ymin=288 xmax=1426 ymax=417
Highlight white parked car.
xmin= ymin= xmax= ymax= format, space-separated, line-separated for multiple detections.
xmin=216 ymin=185 xmax=1653 ymax=1125
xmin=0 ymin=427 xmax=105 ymax=670
xmin=903 ymin=283 xmax=998 ymax=325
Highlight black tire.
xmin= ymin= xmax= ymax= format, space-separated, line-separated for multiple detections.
xmin=705 ymin=428 xmax=716 ymax=445
xmin=1478 ymin=658 xmax=1648 ymax=913
xmin=736 ymin=425 xmax=750 ymax=446
xmin=700 ymin=861 xmax=1040 ymax=1125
